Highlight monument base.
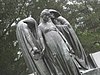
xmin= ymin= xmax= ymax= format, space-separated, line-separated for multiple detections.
xmin=81 ymin=68 xmax=100 ymax=75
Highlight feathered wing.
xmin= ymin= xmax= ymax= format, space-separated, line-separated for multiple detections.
xmin=56 ymin=16 xmax=91 ymax=69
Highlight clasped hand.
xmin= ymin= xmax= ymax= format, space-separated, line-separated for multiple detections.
xmin=31 ymin=47 xmax=45 ymax=60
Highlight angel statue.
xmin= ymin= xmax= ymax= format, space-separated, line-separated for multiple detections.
xmin=16 ymin=16 xmax=51 ymax=75
xmin=38 ymin=9 xmax=80 ymax=75
xmin=49 ymin=9 xmax=94 ymax=70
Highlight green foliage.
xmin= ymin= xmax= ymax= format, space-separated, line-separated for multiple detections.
xmin=0 ymin=0 xmax=100 ymax=75
xmin=76 ymin=29 xmax=100 ymax=54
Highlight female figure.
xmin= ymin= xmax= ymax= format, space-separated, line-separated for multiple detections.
xmin=16 ymin=17 xmax=50 ymax=75
xmin=38 ymin=9 xmax=80 ymax=75
xmin=49 ymin=9 xmax=92 ymax=70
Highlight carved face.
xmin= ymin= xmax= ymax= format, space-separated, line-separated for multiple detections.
xmin=42 ymin=14 xmax=50 ymax=23
xmin=50 ymin=12 xmax=55 ymax=19
xmin=49 ymin=9 xmax=61 ymax=19
xmin=40 ymin=9 xmax=51 ymax=23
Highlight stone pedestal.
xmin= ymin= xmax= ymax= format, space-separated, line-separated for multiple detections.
xmin=81 ymin=68 xmax=100 ymax=75
xmin=89 ymin=51 xmax=100 ymax=68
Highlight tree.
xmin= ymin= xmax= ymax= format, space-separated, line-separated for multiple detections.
xmin=0 ymin=0 xmax=100 ymax=75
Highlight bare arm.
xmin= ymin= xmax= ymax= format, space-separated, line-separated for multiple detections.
xmin=23 ymin=25 xmax=38 ymax=52
xmin=24 ymin=26 xmax=43 ymax=60
xmin=38 ymin=26 xmax=45 ymax=52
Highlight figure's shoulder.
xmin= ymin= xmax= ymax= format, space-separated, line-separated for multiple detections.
xmin=17 ymin=21 xmax=27 ymax=29
xmin=57 ymin=16 xmax=66 ymax=21
xmin=38 ymin=23 xmax=44 ymax=28
xmin=57 ymin=16 xmax=70 ymax=25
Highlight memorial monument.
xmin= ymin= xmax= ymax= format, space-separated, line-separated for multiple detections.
xmin=16 ymin=9 xmax=100 ymax=75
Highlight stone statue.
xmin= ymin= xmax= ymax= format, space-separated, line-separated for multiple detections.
xmin=16 ymin=9 xmax=100 ymax=75
xmin=16 ymin=17 xmax=51 ymax=75
xmin=49 ymin=9 xmax=92 ymax=70
xmin=38 ymin=9 xmax=80 ymax=75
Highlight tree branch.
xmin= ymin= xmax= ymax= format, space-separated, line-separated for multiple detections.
xmin=0 ymin=1 xmax=26 ymax=40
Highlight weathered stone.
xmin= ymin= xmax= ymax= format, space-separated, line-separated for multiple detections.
xmin=90 ymin=51 xmax=100 ymax=68
xmin=81 ymin=68 xmax=100 ymax=75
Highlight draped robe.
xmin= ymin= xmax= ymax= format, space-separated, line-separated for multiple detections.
xmin=16 ymin=17 xmax=50 ymax=75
